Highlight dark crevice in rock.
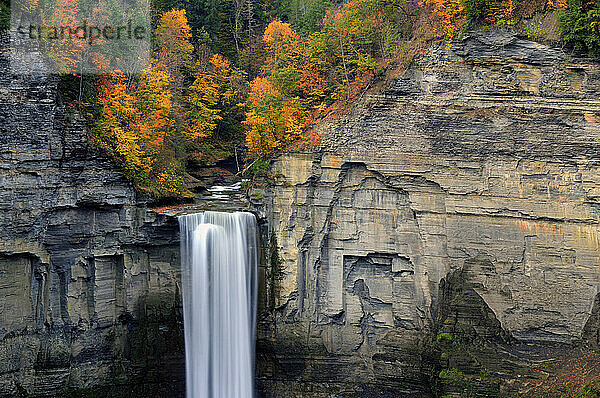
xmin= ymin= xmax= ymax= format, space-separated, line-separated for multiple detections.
xmin=436 ymin=266 xmax=513 ymax=345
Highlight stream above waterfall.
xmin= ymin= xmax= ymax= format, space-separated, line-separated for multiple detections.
xmin=158 ymin=181 xmax=251 ymax=216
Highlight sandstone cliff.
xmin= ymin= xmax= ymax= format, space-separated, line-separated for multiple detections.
xmin=0 ymin=37 xmax=183 ymax=397
xmin=255 ymin=31 xmax=600 ymax=397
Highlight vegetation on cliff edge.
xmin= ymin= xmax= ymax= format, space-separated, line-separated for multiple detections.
xmin=42 ymin=0 xmax=600 ymax=196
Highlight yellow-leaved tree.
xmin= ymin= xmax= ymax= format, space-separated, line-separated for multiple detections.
xmin=185 ymin=54 xmax=243 ymax=140
xmin=155 ymin=9 xmax=194 ymax=79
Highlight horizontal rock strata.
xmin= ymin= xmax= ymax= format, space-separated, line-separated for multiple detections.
xmin=256 ymin=31 xmax=600 ymax=397
xmin=0 ymin=37 xmax=183 ymax=397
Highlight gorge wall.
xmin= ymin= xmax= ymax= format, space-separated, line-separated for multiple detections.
xmin=4 ymin=25 xmax=600 ymax=398
xmin=255 ymin=31 xmax=600 ymax=397
xmin=0 ymin=37 xmax=184 ymax=397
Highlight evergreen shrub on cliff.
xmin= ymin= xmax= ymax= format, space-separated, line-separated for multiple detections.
xmin=0 ymin=0 xmax=9 ymax=32
xmin=559 ymin=0 xmax=600 ymax=56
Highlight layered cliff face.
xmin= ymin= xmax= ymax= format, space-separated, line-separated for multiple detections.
xmin=256 ymin=31 xmax=600 ymax=396
xmin=0 ymin=39 xmax=183 ymax=396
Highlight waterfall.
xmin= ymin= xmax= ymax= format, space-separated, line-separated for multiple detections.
xmin=179 ymin=211 xmax=258 ymax=398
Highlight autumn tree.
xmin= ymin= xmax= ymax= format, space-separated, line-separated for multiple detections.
xmin=419 ymin=0 xmax=520 ymax=40
xmin=94 ymin=8 xmax=252 ymax=194
xmin=94 ymin=65 xmax=181 ymax=193
xmin=244 ymin=21 xmax=312 ymax=156
xmin=94 ymin=73 xmax=143 ymax=174
xmin=186 ymin=54 xmax=246 ymax=141
xmin=38 ymin=0 xmax=89 ymax=73
xmin=418 ymin=0 xmax=466 ymax=40
xmin=155 ymin=9 xmax=194 ymax=79
xmin=153 ymin=9 xmax=194 ymax=168
xmin=317 ymin=2 xmax=384 ymax=100
xmin=244 ymin=77 xmax=307 ymax=156
xmin=93 ymin=9 xmax=196 ymax=195
xmin=244 ymin=1 xmax=415 ymax=158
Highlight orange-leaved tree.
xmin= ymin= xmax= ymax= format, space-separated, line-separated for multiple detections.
xmin=244 ymin=76 xmax=308 ymax=157
xmin=94 ymin=65 xmax=177 ymax=192
xmin=263 ymin=20 xmax=306 ymax=74
xmin=420 ymin=0 xmax=521 ymax=41
xmin=244 ymin=0 xmax=415 ymax=158
xmin=418 ymin=0 xmax=466 ymax=40
xmin=93 ymin=9 xmax=199 ymax=195
xmin=40 ymin=0 xmax=111 ymax=74
xmin=244 ymin=21 xmax=313 ymax=157
xmin=155 ymin=9 xmax=194 ymax=85
xmin=94 ymin=72 xmax=146 ymax=175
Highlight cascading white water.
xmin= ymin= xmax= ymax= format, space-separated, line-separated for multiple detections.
xmin=179 ymin=211 xmax=258 ymax=398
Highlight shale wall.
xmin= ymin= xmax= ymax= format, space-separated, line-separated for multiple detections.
xmin=0 ymin=37 xmax=184 ymax=397
xmin=255 ymin=31 xmax=600 ymax=397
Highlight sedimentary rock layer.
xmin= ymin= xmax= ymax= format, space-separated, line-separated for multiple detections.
xmin=256 ymin=31 xmax=600 ymax=396
xmin=0 ymin=37 xmax=183 ymax=397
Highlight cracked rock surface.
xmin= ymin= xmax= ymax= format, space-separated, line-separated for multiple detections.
xmin=255 ymin=31 xmax=600 ymax=396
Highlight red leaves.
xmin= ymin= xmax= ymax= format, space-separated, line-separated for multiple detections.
xmin=524 ymin=351 xmax=600 ymax=397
